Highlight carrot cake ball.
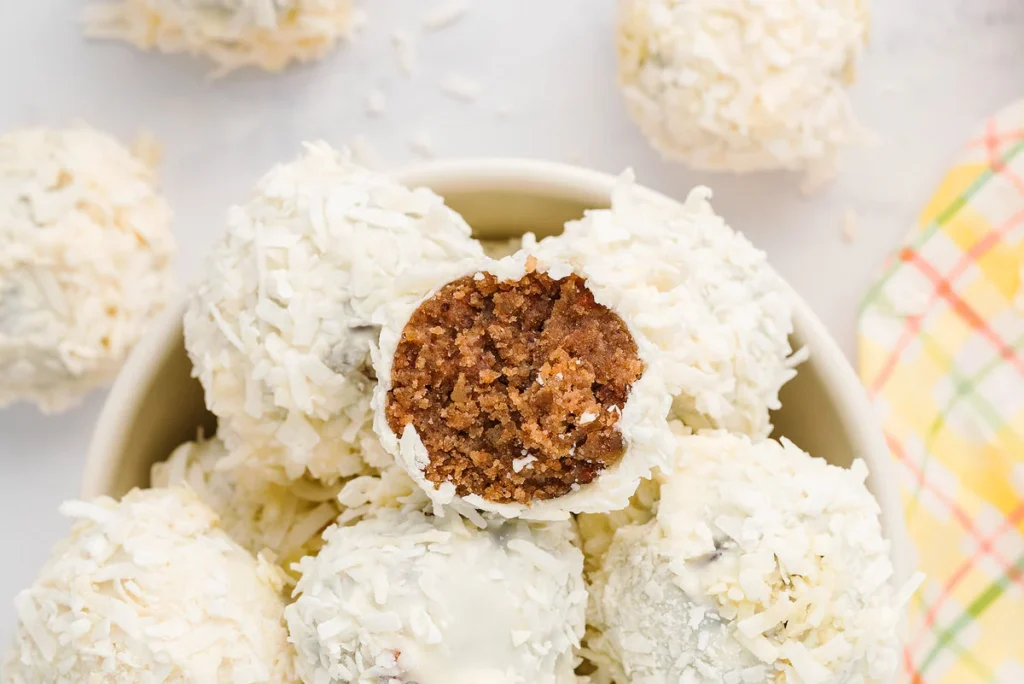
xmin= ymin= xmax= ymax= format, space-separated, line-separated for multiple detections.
xmin=2 ymin=488 xmax=295 ymax=683
xmin=617 ymin=0 xmax=871 ymax=187
xmin=286 ymin=508 xmax=587 ymax=684
xmin=374 ymin=244 xmax=676 ymax=520
xmin=0 ymin=125 xmax=175 ymax=413
xmin=83 ymin=0 xmax=362 ymax=76
xmin=374 ymin=177 xmax=793 ymax=519
xmin=184 ymin=143 xmax=483 ymax=482
xmin=588 ymin=433 xmax=912 ymax=684
xmin=152 ymin=436 xmax=341 ymax=571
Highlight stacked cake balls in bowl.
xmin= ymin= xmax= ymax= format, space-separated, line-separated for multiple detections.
xmin=5 ymin=146 xmax=915 ymax=684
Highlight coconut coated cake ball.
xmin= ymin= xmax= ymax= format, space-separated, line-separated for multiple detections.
xmin=373 ymin=176 xmax=793 ymax=519
xmin=374 ymin=245 xmax=674 ymax=521
xmin=588 ymin=433 xmax=907 ymax=684
xmin=617 ymin=0 xmax=870 ymax=185
xmin=286 ymin=508 xmax=587 ymax=684
xmin=548 ymin=176 xmax=796 ymax=438
xmin=152 ymin=436 xmax=341 ymax=571
xmin=2 ymin=487 xmax=295 ymax=683
xmin=84 ymin=0 xmax=361 ymax=76
xmin=185 ymin=142 xmax=483 ymax=482
xmin=0 ymin=125 xmax=175 ymax=413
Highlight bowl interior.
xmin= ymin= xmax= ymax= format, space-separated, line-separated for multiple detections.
xmin=85 ymin=159 xmax=910 ymax=589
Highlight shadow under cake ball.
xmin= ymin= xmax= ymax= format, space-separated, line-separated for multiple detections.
xmin=184 ymin=143 xmax=482 ymax=482
xmin=0 ymin=125 xmax=175 ymax=413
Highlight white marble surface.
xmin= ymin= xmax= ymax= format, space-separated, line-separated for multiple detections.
xmin=1 ymin=0 xmax=1022 ymax=652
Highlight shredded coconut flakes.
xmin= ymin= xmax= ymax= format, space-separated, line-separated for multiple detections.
xmin=438 ymin=72 xmax=481 ymax=103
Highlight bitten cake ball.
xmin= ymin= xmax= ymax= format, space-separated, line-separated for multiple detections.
xmin=374 ymin=176 xmax=794 ymax=519
xmin=0 ymin=125 xmax=175 ymax=413
xmin=588 ymin=433 xmax=911 ymax=684
xmin=84 ymin=0 xmax=361 ymax=76
xmin=374 ymin=246 xmax=677 ymax=520
xmin=617 ymin=0 xmax=870 ymax=186
xmin=185 ymin=142 xmax=483 ymax=482
xmin=2 ymin=488 xmax=295 ymax=683
xmin=152 ymin=436 xmax=342 ymax=571
xmin=286 ymin=509 xmax=587 ymax=684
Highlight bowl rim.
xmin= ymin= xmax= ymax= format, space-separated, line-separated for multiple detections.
xmin=85 ymin=156 xmax=912 ymax=588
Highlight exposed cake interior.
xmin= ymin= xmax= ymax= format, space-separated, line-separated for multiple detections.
xmin=386 ymin=265 xmax=644 ymax=504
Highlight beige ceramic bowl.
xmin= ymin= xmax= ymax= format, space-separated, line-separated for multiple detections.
xmin=83 ymin=158 xmax=912 ymax=592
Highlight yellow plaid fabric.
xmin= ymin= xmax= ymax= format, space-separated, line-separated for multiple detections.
xmin=859 ymin=99 xmax=1024 ymax=683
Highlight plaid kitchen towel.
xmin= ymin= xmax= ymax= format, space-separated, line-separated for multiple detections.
xmin=859 ymin=100 xmax=1024 ymax=683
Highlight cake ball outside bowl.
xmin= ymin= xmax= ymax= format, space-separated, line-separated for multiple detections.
xmin=83 ymin=0 xmax=361 ymax=76
xmin=184 ymin=142 xmax=483 ymax=482
xmin=617 ymin=0 xmax=871 ymax=186
xmin=2 ymin=487 xmax=295 ymax=683
xmin=151 ymin=435 xmax=342 ymax=571
xmin=588 ymin=433 xmax=912 ymax=684
xmin=285 ymin=508 xmax=587 ymax=684
xmin=0 ymin=125 xmax=175 ymax=413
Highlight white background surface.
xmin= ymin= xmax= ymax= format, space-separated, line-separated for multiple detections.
xmin=1 ymin=0 xmax=1022 ymax=653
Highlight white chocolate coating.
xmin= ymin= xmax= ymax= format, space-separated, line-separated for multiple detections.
xmin=589 ymin=433 xmax=907 ymax=684
xmin=83 ymin=0 xmax=361 ymax=76
xmin=184 ymin=142 xmax=483 ymax=482
xmin=2 ymin=488 xmax=295 ymax=683
xmin=0 ymin=125 xmax=175 ymax=413
xmin=587 ymin=523 xmax=766 ymax=683
xmin=286 ymin=508 xmax=587 ymax=684
xmin=617 ymin=0 xmax=870 ymax=186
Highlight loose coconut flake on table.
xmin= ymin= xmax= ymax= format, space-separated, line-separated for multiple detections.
xmin=0 ymin=124 xmax=175 ymax=413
